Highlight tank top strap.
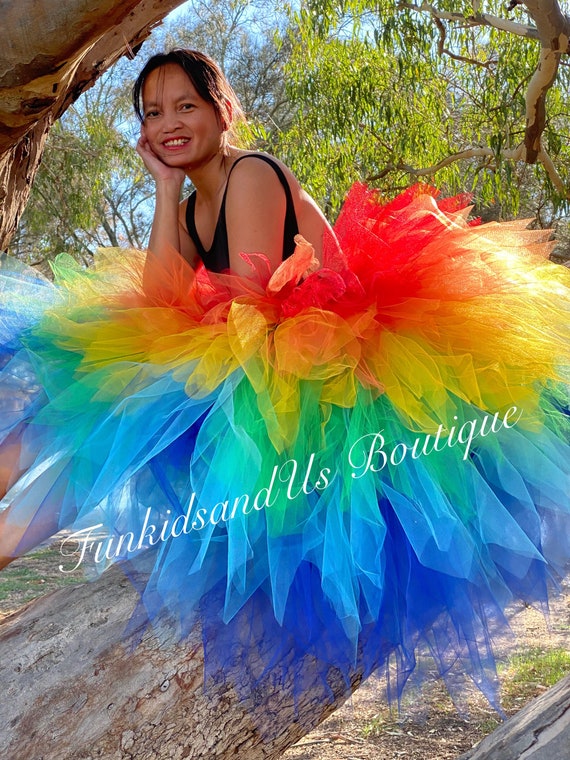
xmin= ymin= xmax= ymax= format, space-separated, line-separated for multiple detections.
xmin=184 ymin=153 xmax=299 ymax=273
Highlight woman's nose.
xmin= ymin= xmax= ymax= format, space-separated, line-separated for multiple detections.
xmin=161 ymin=110 xmax=183 ymax=132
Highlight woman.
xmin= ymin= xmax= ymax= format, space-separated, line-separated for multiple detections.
xmin=0 ymin=49 xmax=331 ymax=567
xmin=0 ymin=48 xmax=569 ymax=722
xmin=133 ymin=49 xmax=332 ymax=276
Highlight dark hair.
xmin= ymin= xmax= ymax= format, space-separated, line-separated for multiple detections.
xmin=132 ymin=49 xmax=245 ymax=144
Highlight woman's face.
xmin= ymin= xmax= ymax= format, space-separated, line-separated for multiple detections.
xmin=141 ymin=63 xmax=225 ymax=170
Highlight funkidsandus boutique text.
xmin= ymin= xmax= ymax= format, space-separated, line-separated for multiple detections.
xmin=59 ymin=405 xmax=523 ymax=572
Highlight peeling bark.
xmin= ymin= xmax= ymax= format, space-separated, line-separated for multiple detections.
xmin=0 ymin=118 xmax=50 ymax=251
xmin=523 ymin=47 xmax=560 ymax=164
xmin=0 ymin=0 xmax=186 ymax=249
xmin=518 ymin=1 xmax=570 ymax=166
xmin=520 ymin=0 xmax=570 ymax=54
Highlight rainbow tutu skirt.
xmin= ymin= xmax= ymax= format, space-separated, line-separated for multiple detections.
xmin=1 ymin=184 xmax=569 ymax=716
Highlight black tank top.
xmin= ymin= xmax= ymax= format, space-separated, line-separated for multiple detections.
xmin=184 ymin=154 xmax=299 ymax=273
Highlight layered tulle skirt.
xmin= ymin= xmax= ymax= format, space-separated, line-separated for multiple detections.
xmin=1 ymin=184 xmax=569 ymax=716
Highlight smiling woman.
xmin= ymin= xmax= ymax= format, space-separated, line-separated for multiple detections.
xmin=0 ymin=46 xmax=569 ymax=742
xmin=133 ymin=49 xmax=332 ymax=276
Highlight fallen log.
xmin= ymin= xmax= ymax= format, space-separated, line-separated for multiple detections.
xmin=0 ymin=564 xmax=362 ymax=760
xmin=459 ymin=672 xmax=570 ymax=760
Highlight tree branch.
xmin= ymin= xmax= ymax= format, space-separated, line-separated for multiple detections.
xmin=368 ymin=143 xmax=569 ymax=199
xmin=537 ymin=146 xmax=569 ymax=196
xmin=0 ymin=0 xmax=187 ymax=249
xmin=432 ymin=13 xmax=496 ymax=69
xmin=395 ymin=2 xmax=540 ymax=40
xmin=519 ymin=0 xmax=570 ymax=54
xmin=367 ymin=147 xmax=495 ymax=182
xmin=393 ymin=1 xmax=570 ymax=195
xmin=524 ymin=47 xmax=561 ymax=163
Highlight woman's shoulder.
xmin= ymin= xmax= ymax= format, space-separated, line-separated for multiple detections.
xmin=227 ymin=150 xmax=293 ymax=181
xmin=223 ymin=152 xmax=294 ymax=209
xmin=225 ymin=150 xmax=333 ymax=263
xmin=225 ymin=151 xmax=306 ymax=210
xmin=229 ymin=149 xmax=286 ymax=167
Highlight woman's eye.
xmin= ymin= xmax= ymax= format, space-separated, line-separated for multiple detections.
xmin=181 ymin=103 xmax=195 ymax=111
xmin=144 ymin=110 xmax=159 ymax=119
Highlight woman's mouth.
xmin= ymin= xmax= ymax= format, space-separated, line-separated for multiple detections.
xmin=162 ymin=138 xmax=190 ymax=150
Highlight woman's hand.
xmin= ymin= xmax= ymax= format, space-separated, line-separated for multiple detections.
xmin=136 ymin=126 xmax=186 ymax=189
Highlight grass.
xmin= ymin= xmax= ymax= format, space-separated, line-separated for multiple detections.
xmin=0 ymin=542 xmax=87 ymax=616
xmin=500 ymin=647 xmax=570 ymax=710
xmin=361 ymin=646 xmax=570 ymax=743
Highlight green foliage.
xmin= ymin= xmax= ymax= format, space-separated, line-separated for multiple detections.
xmin=11 ymin=0 xmax=570 ymax=262
xmin=278 ymin=0 xmax=570 ymax=220
xmin=279 ymin=12 xmax=452 ymax=211
xmin=10 ymin=59 xmax=153 ymax=266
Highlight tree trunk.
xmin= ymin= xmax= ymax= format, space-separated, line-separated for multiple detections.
xmin=459 ymin=674 xmax=570 ymax=760
xmin=0 ymin=0 xmax=186 ymax=249
xmin=2 ymin=566 xmax=568 ymax=760
xmin=0 ymin=564 xmax=361 ymax=760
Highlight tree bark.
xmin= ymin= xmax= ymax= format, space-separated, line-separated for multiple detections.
xmin=0 ymin=0 xmax=186 ymax=250
xmin=0 ymin=564 xmax=361 ymax=760
xmin=518 ymin=1 xmax=570 ymax=165
xmin=459 ymin=673 xmax=570 ymax=760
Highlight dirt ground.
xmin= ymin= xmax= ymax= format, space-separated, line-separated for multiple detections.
xmin=1 ymin=543 xmax=569 ymax=760
xmin=282 ymin=581 xmax=570 ymax=760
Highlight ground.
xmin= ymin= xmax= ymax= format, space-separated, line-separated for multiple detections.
xmin=282 ymin=581 xmax=570 ymax=760
xmin=1 ymin=541 xmax=569 ymax=760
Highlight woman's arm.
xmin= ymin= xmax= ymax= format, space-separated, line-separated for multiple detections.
xmin=0 ymin=434 xmax=62 ymax=570
xmin=136 ymin=129 xmax=198 ymax=271
xmin=224 ymin=158 xmax=288 ymax=277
